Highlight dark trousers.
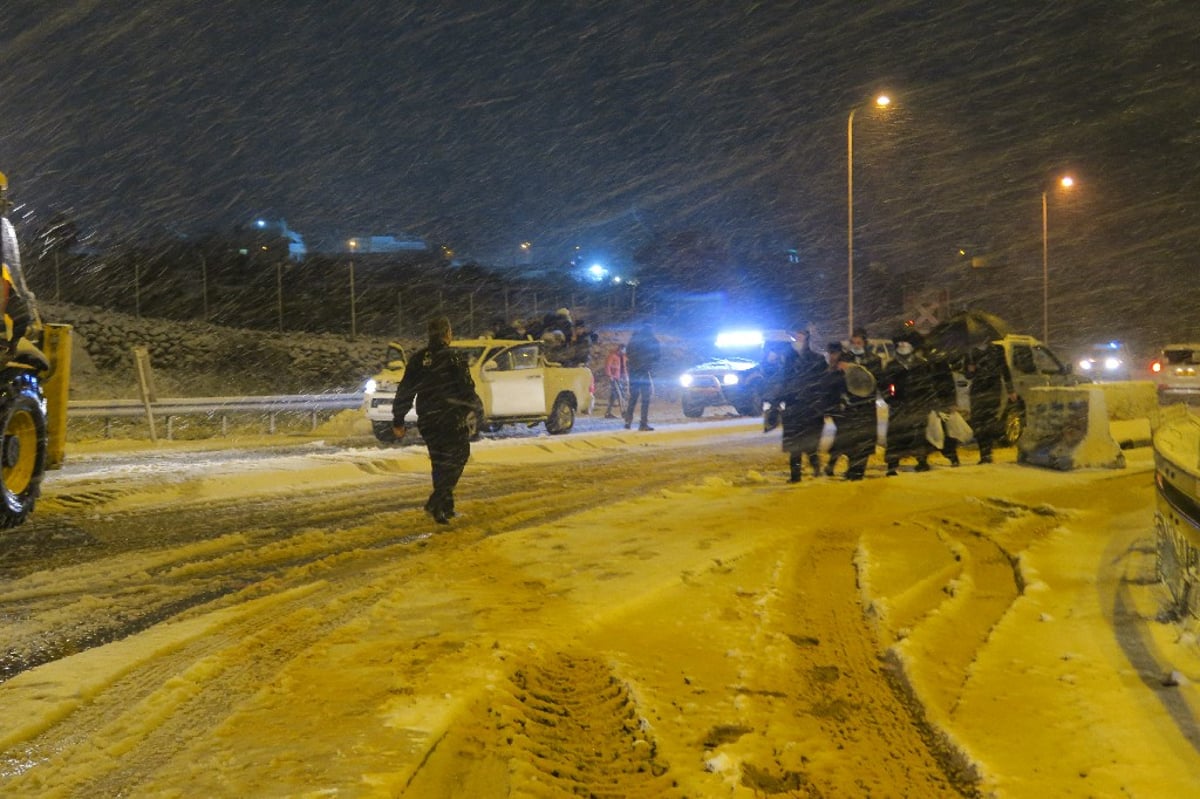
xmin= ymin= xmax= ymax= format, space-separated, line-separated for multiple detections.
xmin=833 ymin=405 xmax=876 ymax=480
xmin=604 ymin=380 xmax=625 ymax=415
xmin=419 ymin=424 xmax=471 ymax=515
xmin=624 ymin=373 xmax=652 ymax=425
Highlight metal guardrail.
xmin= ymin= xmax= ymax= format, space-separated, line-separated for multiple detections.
xmin=68 ymin=393 xmax=365 ymax=438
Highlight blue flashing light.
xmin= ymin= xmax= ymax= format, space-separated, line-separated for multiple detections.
xmin=715 ymin=330 xmax=764 ymax=349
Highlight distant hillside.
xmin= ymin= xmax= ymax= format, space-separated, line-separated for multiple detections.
xmin=40 ymin=302 xmax=401 ymax=400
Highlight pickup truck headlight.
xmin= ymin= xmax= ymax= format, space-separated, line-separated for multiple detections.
xmin=680 ymin=374 xmax=694 ymax=388
xmin=722 ymin=373 xmax=739 ymax=386
xmin=1104 ymin=357 xmax=1121 ymax=371
xmin=364 ymin=378 xmax=378 ymax=393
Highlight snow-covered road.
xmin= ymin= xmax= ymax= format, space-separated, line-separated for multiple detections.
xmin=1 ymin=415 xmax=1197 ymax=797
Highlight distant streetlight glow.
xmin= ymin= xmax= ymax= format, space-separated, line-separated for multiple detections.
xmin=588 ymin=263 xmax=608 ymax=281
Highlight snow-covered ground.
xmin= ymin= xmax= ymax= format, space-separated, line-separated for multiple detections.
xmin=1 ymin=404 xmax=1198 ymax=797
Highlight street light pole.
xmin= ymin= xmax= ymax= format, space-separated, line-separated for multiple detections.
xmin=1040 ymin=175 xmax=1075 ymax=344
xmin=846 ymin=94 xmax=890 ymax=338
xmin=348 ymin=239 xmax=358 ymax=340
xmin=1041 ymin=190 xmax=1049 ymax=344
xmin=847 ymin=108 xmax=856 ymax=339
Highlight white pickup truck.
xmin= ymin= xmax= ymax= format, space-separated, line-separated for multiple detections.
xmin=363 ymin=338 xmax=594 ymax=443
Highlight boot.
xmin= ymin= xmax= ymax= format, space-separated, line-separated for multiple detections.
xmin=809 ymin=454 xmax=821 ymax=476
xmin=886 ymin=460 xmax=899 ymax=477
xmin=789 ymin=455 xmax=802 ymax=484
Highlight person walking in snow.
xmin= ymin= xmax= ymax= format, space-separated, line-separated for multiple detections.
xmin=391 ymin=316 xmax=477 ymax=525
xmin=827 ymin=329 xmax=882 ymax=480
xmin=881 ymin=330 xmax=952 ymax=474
xmin=965 ymin=341 xmax=1015 ymax=464
xmin=623 ymin=322 xmax=661 ymax=431
xmin=766 ymin=324 xmax=832 ymax=482
xmin=602 ymin=342 xmax=628 ymax=418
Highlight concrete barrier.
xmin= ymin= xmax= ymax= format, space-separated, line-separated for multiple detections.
xmin=1091 ymin=380 xmax=1160 ymax=448
xmin=1017 ymin=386 xmax=1124 ymax=470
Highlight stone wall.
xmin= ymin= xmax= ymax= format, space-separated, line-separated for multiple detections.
xmin=42 ymin=303 xmax=407 ymax=397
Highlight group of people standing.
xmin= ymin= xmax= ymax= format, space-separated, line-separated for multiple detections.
xmin=766 ymin=323 xmax=1014 ymax=483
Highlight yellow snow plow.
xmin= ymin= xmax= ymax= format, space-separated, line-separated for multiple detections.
xmin=0 ymin=170 xmax=72 ymax=527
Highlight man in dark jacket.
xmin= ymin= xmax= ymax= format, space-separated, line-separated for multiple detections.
xmin=766 ymin=325 xmax=832 ymax=482
xmin=828 ymin=329 xmax=882 ymax=480
xmin=391 ymin=316 xmax=478 ymax=524
xmin=966 ymin=341 xmax=1015 ymax=464
xmin=623 ymin=322 xmax=661 ymax=431
xmin=882 ymin=331 xmax=954 ymax=474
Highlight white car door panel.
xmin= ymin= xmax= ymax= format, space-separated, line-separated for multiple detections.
xmin=483 ymin=345 xmax=546 ymax=416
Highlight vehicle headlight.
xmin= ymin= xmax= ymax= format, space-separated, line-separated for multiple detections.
xmin=680 ymin=374 xmax=694 ymax=388
xmin=364 ymin=378 xmax=378 ymax=393
xmin=722 ymin=373 xmax=740 ymax=386
xmin=1077 ymin=360 xmax=1093 ymax=371
xmin=1104 ymin=357 xmax=1121 ymax=371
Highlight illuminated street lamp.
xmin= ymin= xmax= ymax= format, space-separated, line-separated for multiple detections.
xmin=513 ymin=240 xmax=531 ymax=268
xmin=846 ymin=93 xmax=891 ymax=337
xmin=1041 ymin=175 xmax=1075 ymax=343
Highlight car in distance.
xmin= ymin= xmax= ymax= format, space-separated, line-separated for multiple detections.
xmin=678 ymin=329 xmax=793 ymax=418
xmin=1075 ymin=340 xmax=1132 ymax=381
xmin=1150 ymin=343 xmax=1200 ymax=402
xmin=363 ymin=338 xmax=594 ymax=442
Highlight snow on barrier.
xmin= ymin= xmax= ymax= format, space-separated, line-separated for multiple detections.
xmin=1153 ymin=405 xmax=1200 ymax=618
xmin=1092 ymin=380 xmax=1160 ymax=449
xmin=1017 ymin=386 xmax=1125 ymax=470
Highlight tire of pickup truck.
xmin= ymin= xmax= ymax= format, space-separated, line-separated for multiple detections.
xmin=1001 ymin=403 xmax=1024 ymax=447
xmin=0 ymin=372 xmax=47 ymax=529
xmin=681 ymin=394 xmax=705 ymax=418
xmin=733 ymin=380 xmax=764 ymax=417
xmin=544 ymin=394 xmax=576 ymax=435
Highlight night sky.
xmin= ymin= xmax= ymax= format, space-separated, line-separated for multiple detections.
xmin=1 ymin=1 xmax=1198 ymax=344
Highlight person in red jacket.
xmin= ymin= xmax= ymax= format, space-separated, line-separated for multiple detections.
xmin=602 ymin=343 xmax=628 ymax=418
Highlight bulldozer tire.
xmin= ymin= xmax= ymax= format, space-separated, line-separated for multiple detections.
xmin=0 ymin=374 xmax=47 ymax=529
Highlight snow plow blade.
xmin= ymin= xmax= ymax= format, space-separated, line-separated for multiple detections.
xmin=41 ymin=323 xmax=72 ymax=470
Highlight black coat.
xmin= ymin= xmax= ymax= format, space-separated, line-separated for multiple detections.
xmin=882 ymin=353 xmax=955 ymax=457
xmin=626 ymin=328 xmax=661 ymax=377
xmin=768 ymin=347 xmax=832 ymax=454
xmin=967 ymin=344 xmax=1012 ymax=437
xmin=391 ymin=340 xmax=477 ymax=435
